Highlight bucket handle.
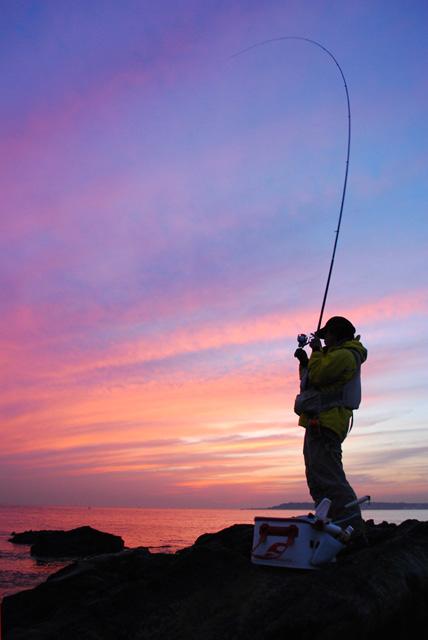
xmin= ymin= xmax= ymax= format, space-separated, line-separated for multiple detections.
xmin=252 ymin=523 xmax=299 ymax=559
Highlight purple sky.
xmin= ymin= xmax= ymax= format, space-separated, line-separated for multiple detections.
xmin=1 ymin=0 xmax=427 ymax=507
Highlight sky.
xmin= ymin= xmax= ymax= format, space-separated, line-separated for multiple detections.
xmin=1 ymin=0 xmax=427 ymax=508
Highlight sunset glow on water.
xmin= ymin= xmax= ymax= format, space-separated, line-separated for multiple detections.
xmin=1 ymin=505 xmax=426 ymax=601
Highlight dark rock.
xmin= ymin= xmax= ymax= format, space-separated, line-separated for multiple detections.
xmin=2 ymin=519 xmax=428 ymax=640
xmin=9 ymin=530 xmax=57 ymax=545
xmin=9 ymin=525 xmax=124 ymax=558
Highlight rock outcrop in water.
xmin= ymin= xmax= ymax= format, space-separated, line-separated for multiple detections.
xmin=9 ymin=525 xmax=124 ymax=557
xmin=2 ymin=519 xmax=428 ymax=639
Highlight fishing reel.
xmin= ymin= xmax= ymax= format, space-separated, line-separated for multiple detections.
xmin=297 ymin=333 xmax=314 ymax=348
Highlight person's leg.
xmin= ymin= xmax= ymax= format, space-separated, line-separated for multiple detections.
xmin=303 ymin=426 xmax=363 ymax=530
xmin=303 ymin=427 xmax=325 ymax=506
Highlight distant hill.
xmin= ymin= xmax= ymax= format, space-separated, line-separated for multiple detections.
xmin=251 ymin=502 xmax=428 ymax=510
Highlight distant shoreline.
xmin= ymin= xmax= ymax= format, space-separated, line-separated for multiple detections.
xmin=247 ymin=502 xmax=428 ymax=510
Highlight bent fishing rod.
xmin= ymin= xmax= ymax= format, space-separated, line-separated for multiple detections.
xmin=230 ymin=37 xmax=351 ymax=335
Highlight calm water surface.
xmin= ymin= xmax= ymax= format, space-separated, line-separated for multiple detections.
xmin=1 ymin=505 xmax=426 ymax=601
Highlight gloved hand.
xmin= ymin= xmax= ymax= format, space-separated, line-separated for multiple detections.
xmin=294 ymin=348 xmax=309 ymax=366
xmin=309 ymin=335 xmax=322 ymax=351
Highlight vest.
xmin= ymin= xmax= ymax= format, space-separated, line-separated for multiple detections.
xmin=294 ymin=348 xmax=362 ymax=417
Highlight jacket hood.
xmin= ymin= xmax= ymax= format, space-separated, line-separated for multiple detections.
xmin=338 ymin=337 xmax=367 ymax=363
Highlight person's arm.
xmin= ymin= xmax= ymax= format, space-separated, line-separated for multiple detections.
xmin=294 ymin=347 xmax=309 ymax=381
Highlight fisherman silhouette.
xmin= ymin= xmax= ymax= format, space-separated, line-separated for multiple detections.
xmin=294 ymin=316 xmax=367 ymax=533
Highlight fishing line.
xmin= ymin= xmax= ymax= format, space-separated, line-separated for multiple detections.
xmin=229 ymin=37 xmax=351 ymax=332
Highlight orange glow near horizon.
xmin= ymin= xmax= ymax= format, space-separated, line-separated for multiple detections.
xmin=2 ymin=287 xmax=428 ymax=506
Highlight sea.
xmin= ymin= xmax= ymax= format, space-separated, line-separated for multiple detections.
xmin=1 ymin=505 xmax=426 ymax=602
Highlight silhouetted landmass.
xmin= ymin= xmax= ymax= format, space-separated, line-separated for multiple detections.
xmin=9 ymin=525 xmax=124 ymax=557
xmin=3 ymin=519 xmax=428 ymax=639
xmin=252 ymin=502 xmax=428 ymax=510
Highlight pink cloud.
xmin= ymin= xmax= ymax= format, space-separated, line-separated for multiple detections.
xmin=24 ymin=287 xmax=426 ymax=384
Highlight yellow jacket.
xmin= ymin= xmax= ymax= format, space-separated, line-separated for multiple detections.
xmin=298 ymin=338 xmax=367 ymax=441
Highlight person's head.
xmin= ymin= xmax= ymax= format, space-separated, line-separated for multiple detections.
xmin=316 ymin=316 xmax=355 ymax=347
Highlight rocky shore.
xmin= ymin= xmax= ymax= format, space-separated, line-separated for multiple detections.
xmin=2 ymin=519 xmax=428 ymax=639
